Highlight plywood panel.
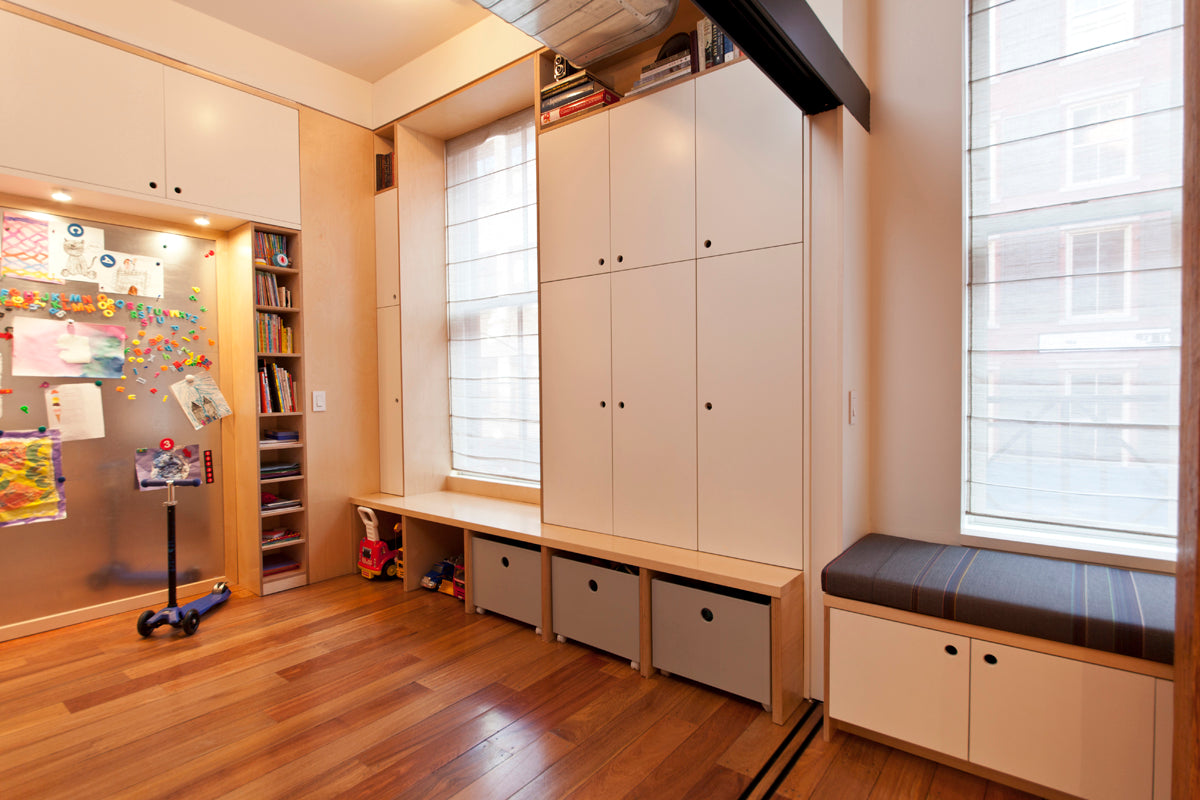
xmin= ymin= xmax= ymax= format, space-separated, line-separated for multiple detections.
xmin=297 ymin=107 xmax=378 ymax=583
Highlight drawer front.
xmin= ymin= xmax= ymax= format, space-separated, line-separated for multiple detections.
xmin=551 ymin=556 xmax=639 ymax=661
xmin=471 ymin=537 xmax=542 ymax=627
xmin=651 ymin=579 xmax=770 ymax=703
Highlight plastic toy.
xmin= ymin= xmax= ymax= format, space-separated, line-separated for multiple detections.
xmin=135 ymin=478 xmax=231 ymax=636
xmin=422 ymin=555 xmax=464 ymax=597
xmin=356 ymin=507 xmax=401 ymax=580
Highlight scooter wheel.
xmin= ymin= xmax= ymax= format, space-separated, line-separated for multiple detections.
xmin=212 ymin=582 xmax=228 ymax=594
xmin=181 ymin=609 xmax=200 ymax=636
xmin=136 ymin=609 xmax=155 ymax=637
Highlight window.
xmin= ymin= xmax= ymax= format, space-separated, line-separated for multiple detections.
xmin=965 ymin=0 xmax=1182 ymax=557
xmin=445 ymin=109 xmax=539 ymax=484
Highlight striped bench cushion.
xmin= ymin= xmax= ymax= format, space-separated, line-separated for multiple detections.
xmin=821 ymin=534 xmax=1175 ymax=664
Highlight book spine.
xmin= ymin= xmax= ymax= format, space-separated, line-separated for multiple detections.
xmin=540 ymin=89 xmax=619 ymax=126
xmin=540 ymin=81 xmax=599 ymax=112
xmin=640 ymin=52 xmax=691 ymax=79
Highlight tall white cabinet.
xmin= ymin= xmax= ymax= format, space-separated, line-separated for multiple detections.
xmin=538 ymin=59 xmax=806 ymax=568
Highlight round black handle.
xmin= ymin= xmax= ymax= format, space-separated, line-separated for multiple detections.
xmin=600 ymin=400 xmax=606 ymax=408
xmin=617 ymin=255 xmax=623 ymax=263
xmin=173 ymin=186 xmax=182 ymax=194
xmin=705 ymin=402 xmax=712 ymax=410
xmin=501 ymin=556 xmax=510 ymax=568
xmin=618 ymin=401 xmax=625 ymax=408
xmin=704 ymin=239 xmax=712 ymax=248
xmin=983 ymin=653 xmax=998 ymax=665
xmin=588 ymin=579 xmax=598 ymax=592
xmin=148 ymin=181 xmax=158 ymax=189
xmin=599 ymin=258 xmax=605 ymax=266
xmin=945 ymin=645 xmax=958 ymax=656
xmin=700 ymin=607 xmax=714 ymax=622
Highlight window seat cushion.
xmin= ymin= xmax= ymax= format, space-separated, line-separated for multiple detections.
xmin=821 ymin=533 xmax=1174 ymax=664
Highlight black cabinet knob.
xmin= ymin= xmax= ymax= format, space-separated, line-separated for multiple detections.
xmin=945 ymin=645 xmax=958 ymax=656
xmin=617 ymin=255 xmax=623 ymax=263
xmin=148 ymin=181 xmax=158 ymax=189
xmin=588 ymin=579 xmax=598 ymax=592
xmin=600 ymin=400 xmax=606 ymax=408
xmin=983 ymin=653 xmax=998 ymax=665
xmin=700 ymin=608 xmax=714 ymax=622
xmin=704 ymin=239 xmax=712 ymax=248
xmin=174 ymin=187 xmax=182 ymax=194
xmin=705 ymin=402 xmax=712 ymax=410
xmin=501 ymin=556 xmax=510 ymax=568
xmin=618 ymin=401 xmax=624 ymax=408
xmin=599 ymin=258 xmax=605 ymax=266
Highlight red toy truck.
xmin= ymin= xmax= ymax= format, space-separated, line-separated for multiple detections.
xmin=357 ymin=507 xmax=402 ymax=580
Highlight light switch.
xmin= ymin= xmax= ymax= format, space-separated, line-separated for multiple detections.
xmin=848 ymin=390 xmax=858 ymax=426
xmin=312 ymin=390 xmax=326 ymax=412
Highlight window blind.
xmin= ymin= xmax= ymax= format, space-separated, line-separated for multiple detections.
xmin=965 ymin=0 xmax=1183 ymax=547
xmin=445 ymin=109 xmax=540 ymax=483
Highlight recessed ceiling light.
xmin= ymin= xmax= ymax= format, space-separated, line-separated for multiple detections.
xmin=194 ymin=216 xmax=211 ymax=226
xmin=51 ymin=190 xmax=72 ymax=202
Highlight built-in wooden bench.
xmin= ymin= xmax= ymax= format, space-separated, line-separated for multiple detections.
xmin=351 ymin=491 xmax=804 ymax=724
xmin=822 ymin=533 xmax=1175 ymax=800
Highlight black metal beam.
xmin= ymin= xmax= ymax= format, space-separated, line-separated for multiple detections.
xmin=694 ymin=0 xmax=870 ymax=131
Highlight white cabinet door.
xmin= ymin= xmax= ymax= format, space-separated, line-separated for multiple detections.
xmin=828 ymin=609 xmax=970 ymax=760
xmin=697 ymin=245 xmax=804 ymax=567
xmin=374 ymin=189 xmax=399 ymax=308
xmin=696 ymin=59 xmax=805 ymax=257
xmin=377 ymin=305 xmax=404 ymax=495
xmin=611 ymin=262 xmax=696 ymax=549
xmin=163 ymin=68 xmax=301 ymax=226
xmin=609 ymin=81 xmax=695 ymax=271
xmin=541 ymin=275 xmax=613 ymax=533
xmin=970 ymin=641 xmax=1155 ymax=800
xmin=538 ymin=112 xmax=610 ymax=282
xmin=0 ymin=13 xmax=165 ymax=197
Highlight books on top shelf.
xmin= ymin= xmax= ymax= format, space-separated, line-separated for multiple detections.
xmin=253 ymin=231 xmax=292 ymax=269
xmin=697 ymin=17 xmax=741 ymax=70
xmin=375 ymin=152 xmax=394 ymax=192
xmin=627 ymin=49 xmax=696 ymax=95
xmin=255 ymin=270 xmax=292 ymax=308
xmin=540 ymin=88 xmax=620 ymax=126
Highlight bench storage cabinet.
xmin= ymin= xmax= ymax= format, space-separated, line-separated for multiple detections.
xmin=551 ymin=556 xmax=640 ymax=666
xmin=471 ymin=536 xmax=541 ymax=628
xmin=652 ymin=578 xmax=771 ymax=707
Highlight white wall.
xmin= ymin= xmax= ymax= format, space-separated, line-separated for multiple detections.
xmin=866 ymin=0 xmax=964 ymax=544
xmin=7 ymin=0 xmax=374 ymax=126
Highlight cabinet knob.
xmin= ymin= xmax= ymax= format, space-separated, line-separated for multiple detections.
xmin=617 ymin=255 xmax=623 ymax=263
xmin=148 ymin=181 xmax=158 ymax=189
xmin=945 ymin=645 xmax=958 ymax=656
xmin=700 ymin=607 xmax=714 ymax=622
xmin=501 ymin=556 xmax=510 ymax=568
xmin=618 ymin=401 xmax=625 ymax=409
xmin=599 ymin=258 xmax=605 ymax=266
xmin=704 ymin=239 xmax=712 ymax=248
xmin=705 ymin=402 xmax=713 ymax=410
xmin=600 ymin=400 xmax=606 ymax=408
xmin=588 ymin=579 xmax=598 ymax=592
xmin=983 ymin=653 xmax=998 ymax=665
xmin=174 ymin=187 xmax=182 ymax=194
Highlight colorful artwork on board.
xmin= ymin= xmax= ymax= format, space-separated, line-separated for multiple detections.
xmin=0 ymin=429 xmax=66 ymax=527
xmin=97 ymin=251 xmax=164 ymax=298
xmin=48 ymin=220 xmax=104 ymax=283
xmin=1 ymin=212 xmax=60 ymax=284
xmin=134 ymin=444 xmax=199 ymax=492
xmin=11 ymin=316 xmax=126 ymax=378
xmin=170 ymin=374 xmax=231 ymax=430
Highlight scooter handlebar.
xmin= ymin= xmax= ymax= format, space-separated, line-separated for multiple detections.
xmin=140 ymin=478 xmax=202 ymax=487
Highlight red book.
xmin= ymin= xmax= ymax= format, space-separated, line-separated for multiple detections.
xmin=540 ymin=88 xmax=620 ymax=126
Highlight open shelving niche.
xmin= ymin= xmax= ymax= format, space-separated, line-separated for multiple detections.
xmin=232 ymin=222 xmax=309 ymax=595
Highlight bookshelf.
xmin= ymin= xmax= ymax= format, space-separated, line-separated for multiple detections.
xmin=244 ymin=224 xmax=308 ymax=595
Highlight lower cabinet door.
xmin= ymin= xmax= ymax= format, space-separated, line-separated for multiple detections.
xmin=969 ymin=641 xmax=1155 ymax=800
xmin=828 ymin=609 xmax=970 ymax=760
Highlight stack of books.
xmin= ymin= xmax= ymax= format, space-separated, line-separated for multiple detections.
xmin=253 ymin=231 xmax=291 ymax=269
xmin=697 ymin=18 xmax=741 ymax=69
xmin=263 ymin=430 xmax=300 ymax=442
xmin=254 ymin=270 xmax=291 ymax=308
xmin=375 ymin=152 xmax=393 ymax=192
xmin=260 ymin=461 xmax=301 ymax=479
xmin=261 ymin=491 xmax=302 ymax=512
xmin=262 ymin=527 xmax=302 ymax=546
xmin=259 ymin=363 xmax=297 ymax=413
xmin=628 ymin=48 xmax=696 ymax=95
xmin=262 ymin=552 xmax=300 ymax=576
xmin=256 ymin=312 xmax=294 ymax=354
xmin=540 ymin=70 xmax=620 ymax=126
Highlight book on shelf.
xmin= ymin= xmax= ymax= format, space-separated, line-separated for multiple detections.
xmin=259 ymin=363 xmax=297 ymax=413
xmin=540 ymin=88 xmax=620 ymax=126
xmin=261 ymin=491 xmax=302 ymax=511
xmin=262 ymin=528 xmax=302 ymax=545
xmin=541 ymin=80 xmax=609 ymax=112
xmin=540 ymin=69 xmax=614 ymax=100
xmin=697 ymin=18 xmax=741 ymax=70
xmin=262 ymin=552 xmax=301 ymax=576
xmin=375 ymin=152 xmax=394 ymax=192
xmin=253 ymin=231 xmax=292 ymax=269
xmin=628 ymin=53 xmax=695 ymax=95
xmin=263 ymin=430 xmax=300 ymax=441
xmin=254 ymin=270 xmax=291 ymax=308
xmin=256 ymin=312 xmax=294 ymax=354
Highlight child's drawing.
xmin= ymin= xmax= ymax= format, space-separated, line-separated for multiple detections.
xmin=12 ymin=316 xmax=127 ymax=378
xmin=0 ymin=429 xmax=66 ymax=527
xmin=171 ymin=374 xmax=232 ymax=430
xmin=98 ymin=251 xmax=164 ymax=298
xmin=2 ymin=212 xmax=59 ymax=284
xmin=49 ymin=221 xmax=104 ymax=282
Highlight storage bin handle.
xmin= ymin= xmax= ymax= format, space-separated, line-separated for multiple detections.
xmin=501 ymin=556 xmax=510 ymax=568
xmin=701 ymin=607 xmax=714 ymax=622
xmin=588 ymin=579 xmax=598 ymax=592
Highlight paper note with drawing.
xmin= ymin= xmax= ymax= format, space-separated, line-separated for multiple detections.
xmin=44 ymin=383 xmax=105 ymax=441
xmin=2 ymin=212 xmax=60 ymax=284
xmin=97 ymin=251 xmax=164 ymax=298
xmin=12 ymin=316 xmax=127 ymax=378
xmin=49 ymin=221 xmax=104 ymax=283
xmin=171 ymin=374 xmax=231 ymax=430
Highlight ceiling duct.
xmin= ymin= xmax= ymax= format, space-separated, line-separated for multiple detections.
xmin=471 ymin=0 xmax=679 ymax=66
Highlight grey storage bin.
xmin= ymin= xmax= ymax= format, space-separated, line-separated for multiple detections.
xmin=471 ymin=536 xmax=542 ymax=628
xmin=551 ymin=555 xmax=640 ymax=665
xmin=651 ymin=577 xmax=771 ymax=705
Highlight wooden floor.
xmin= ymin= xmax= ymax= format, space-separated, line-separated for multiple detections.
xmin=0 ymin=575 xmax=1044 ymax=799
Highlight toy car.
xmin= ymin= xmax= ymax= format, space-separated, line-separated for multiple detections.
xmin=357 ymin=509 xmax=402 ymax=580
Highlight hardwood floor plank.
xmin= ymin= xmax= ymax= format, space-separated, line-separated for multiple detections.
xmin=447 ymin=731 xmax=576 ymax=800
xmin=688 ymin=763 xmax=752 ymax=798
xmin=772 ymin=723 xmax=848 ymax=798
xmin=561 ymin=708 xmax=700 ymax=799
xmin=926 ymin=763 xmax=989 ymax=800
xmin=807 ymin=733 xmax=892 ymax=800
xmin=983 ymin=782 xmax=1045 ymax=799
xmin=866 ymin=748 xmax=938 ymax=800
